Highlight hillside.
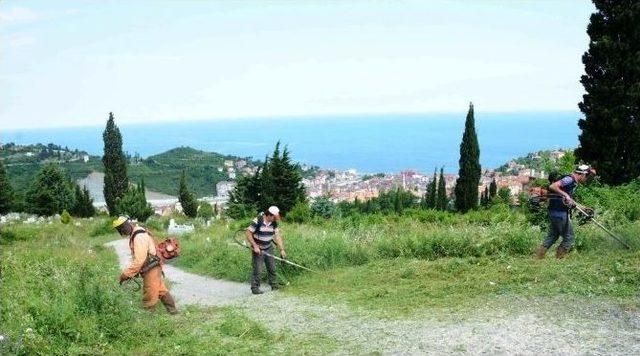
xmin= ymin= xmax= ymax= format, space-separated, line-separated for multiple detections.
xmin=1 ymin=144 xmax=258 ymax=198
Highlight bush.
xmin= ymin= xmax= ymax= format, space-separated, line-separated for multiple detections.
xmin=286 ymin=201 xmax=311 ymax=223
xmin=60 ymin=210 xmax=71 ymax=224
xmin=310 ymin=197 xmax=336 ymax=219
xmin=197 ymin=202 xmax=214 ymax=220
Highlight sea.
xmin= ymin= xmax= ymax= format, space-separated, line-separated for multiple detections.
xmin=3 ymin=112 xmax=581 ymax=174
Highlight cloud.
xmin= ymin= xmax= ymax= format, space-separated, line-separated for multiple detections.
xmin=0 ymin=6 xmax=39 ymax=24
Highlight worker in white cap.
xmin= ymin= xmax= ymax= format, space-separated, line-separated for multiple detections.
xmin=245 ymin=206 xmax=287 ymax=294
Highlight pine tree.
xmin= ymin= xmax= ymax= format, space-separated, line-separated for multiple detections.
xmin=25 ymin=164 xmax=75 ymax=216
xmin=576 ymin=1 xmax=640 ymax=185
xmin=0 ymin=159 xmax=14 ymax=214
xmin=179 ymin=170 xmax=198 ymax=218
xmin=102 ymin=112 xmax=129 ymax=215
xmin=489 ymin=178 xmax=497 ymax=199
xmin=454 ymin=103 xmax=481 ymax=213
xmin=481 ymin=186 xmax=490 ymax=207
xmin=437 ymin=167 xmax=447 ymax=211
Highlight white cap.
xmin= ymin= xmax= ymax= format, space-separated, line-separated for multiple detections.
xmin=575 ymin=164 xmax=592 ymax=174
xmin=267 ymin=206 xmax=280 ymax=216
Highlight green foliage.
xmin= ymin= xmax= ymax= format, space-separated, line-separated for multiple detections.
xmin=310 ymin=196 xmax=337 ymax=219
xmin=424 ymin=169 xmax=437 ymax=209
xmin=179 ymin=170 xmax=198 ymax=218
xmin=287 ymin=200 xmax=311 ymax=223
xmin=60 ymin=209 xmax=72 ymax=224
xmin=497 ymin=187 xmax=511 ymax=204
xmin=0 ymin=159 xmax=14 ymax=214
xmin=197 ymin=202 xmax=214 ymax=220
xmin=576 ymin=1 xmax=640 ymax=185
xmin=102 ymin=113 xmax=129 ymax=215
xmin=25 ymin=163 xmax=75 ymax=216
xmin=455 ymin=103 xmax=481 ymax=212
xmin=227 ymin=142 xmax=307 ymax=218
xmin=71 ymin=184 xmax=96 ymax=218
xmin=338 ymin=188 xmax=418 ymax=216
xmin=436 ymin=167 xmax=447 ymax=210
xmin=115 ymin=182 xmax=153 ymax=222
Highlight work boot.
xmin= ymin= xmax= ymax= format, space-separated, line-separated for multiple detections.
xmin=251 ymin=288 xmax=264 ymax=295
xmin=535 ymin=245 xmax=547 ymax=259
xmin=555 ymin=246 xmax=568 ymax=259
xmin=160 ymin=293 xmax=179 ymax=315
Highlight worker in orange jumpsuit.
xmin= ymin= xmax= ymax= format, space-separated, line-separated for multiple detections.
xmin=113 ymin=216 xmax=178 ymax=314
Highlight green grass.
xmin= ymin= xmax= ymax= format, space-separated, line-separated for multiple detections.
xmin=173 ymin=212 xmax=640 ymax=318
xmin=0 ymin=219 xmax=337 ymax=355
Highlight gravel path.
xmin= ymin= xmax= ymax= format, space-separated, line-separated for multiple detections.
xmin=107 ymin=238 xmax=640 ymax=354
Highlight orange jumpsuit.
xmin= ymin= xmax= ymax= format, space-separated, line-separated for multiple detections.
xmin=122 ymin=226 xmax=168 ymax=308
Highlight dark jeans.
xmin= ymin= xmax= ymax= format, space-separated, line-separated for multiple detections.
xmin=251 ymin=245 xmax=276 ymax=290
xmin=542 ymin=213 xmax=575 ymax=250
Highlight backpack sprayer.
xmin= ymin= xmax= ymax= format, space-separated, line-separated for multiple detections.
xmin=232 ymin=229 xmax=318 ymax=273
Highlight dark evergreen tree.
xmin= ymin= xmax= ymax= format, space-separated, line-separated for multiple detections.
xmin=425 ymin=169 xmax=437 ymax=209
xmin=454 ymin=103 xmax=481 ymax=212
xmin=102 ymin=112 xmax=129 ymax=215
xmin=481 ymin=186 xmax=490 ymax=207
xmin=116 ymin=184 xmax=153 ymax=222
xmin=25 ymin=164 xmax=75 ymax=216
xmin=226 ymin=142 xmax=306 ymax=218
xmin=179 ymin=170 xmax=198 ymax=218
xmin=576 ymin=1 xmax=640 ymax=185
xmin=489 ymin=178 xmax=497 ymax=199
xmin=437 ymin=167 xmax=447 ymax=211
xmin=71 ymin=184 xmax=96 ymax=218
xmin=0 ymin=159 xmax=14 ymax=214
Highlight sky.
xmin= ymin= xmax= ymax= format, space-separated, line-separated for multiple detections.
xmin=0 ymin=0 xmax=595 ymax=130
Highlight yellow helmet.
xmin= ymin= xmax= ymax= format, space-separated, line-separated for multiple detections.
xmin=112 ymin=216 xmax=129 ymax=228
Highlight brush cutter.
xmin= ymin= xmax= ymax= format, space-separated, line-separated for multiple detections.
xmin=573 ymin=203 xmax=631 ymax=249
xmin=530 ymin=192 xmax=631 ymax=249
xmin=232 ymin=230 xmax=318 ymax=273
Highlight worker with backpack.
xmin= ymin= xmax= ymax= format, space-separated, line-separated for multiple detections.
xmin=113 ymin=216 xmax=179 ymax=314
xmin=245 ymin=206 xmax=287 ymax=294
xmin=535 ymin=164 xmax=596 ymax=259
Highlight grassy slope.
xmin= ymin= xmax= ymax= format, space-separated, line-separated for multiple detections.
xmin=0 ymin=220 xmax=336 ymax=355
xmin=174 ymin=210 xmax=640 ymax=318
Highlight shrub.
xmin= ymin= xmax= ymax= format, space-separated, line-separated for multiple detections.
xmin=60 ymin=210 xmax=71 ymax=224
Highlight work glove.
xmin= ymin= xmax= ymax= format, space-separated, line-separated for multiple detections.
xmin=119 ymin=273 xmax=130 ymax=284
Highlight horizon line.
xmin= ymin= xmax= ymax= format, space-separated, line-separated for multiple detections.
xmin=3 ymin=109 xmax=582 ymax=132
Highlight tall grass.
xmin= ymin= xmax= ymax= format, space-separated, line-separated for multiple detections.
xmin=176 ymin=207 xmax=639 ymax=283
xmin=0 ymin=220 xmax=333 ymax=354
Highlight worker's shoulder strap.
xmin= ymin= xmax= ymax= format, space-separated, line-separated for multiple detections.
xmin=129 ymin=228 xmax=147 ymax=246
xmin=253 ymin=215 xmax=277 ymax=235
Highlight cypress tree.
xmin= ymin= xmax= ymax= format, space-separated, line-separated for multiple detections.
xmin=0 ymin=159 xmax=14 ymax=214
xmin=102 ymin=112 xmax=129 ymax=215
xmin=454 ymin=103 xmax=481 ymax=213
xmin=576 ymin=1 xmax=640 ymax=185
xmin=489 ymin=178 xmax=497 ymax=199
xmin=425 ymin=169 xmax=437 ymax=209
xmin=437 ymin=167 xmax=447 ymax=211
xmin=179 ymin=170 xmax=198 ymax=218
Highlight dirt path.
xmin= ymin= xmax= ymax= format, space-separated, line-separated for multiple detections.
xmin=107 ymin=238 xmax=640 ymax=354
